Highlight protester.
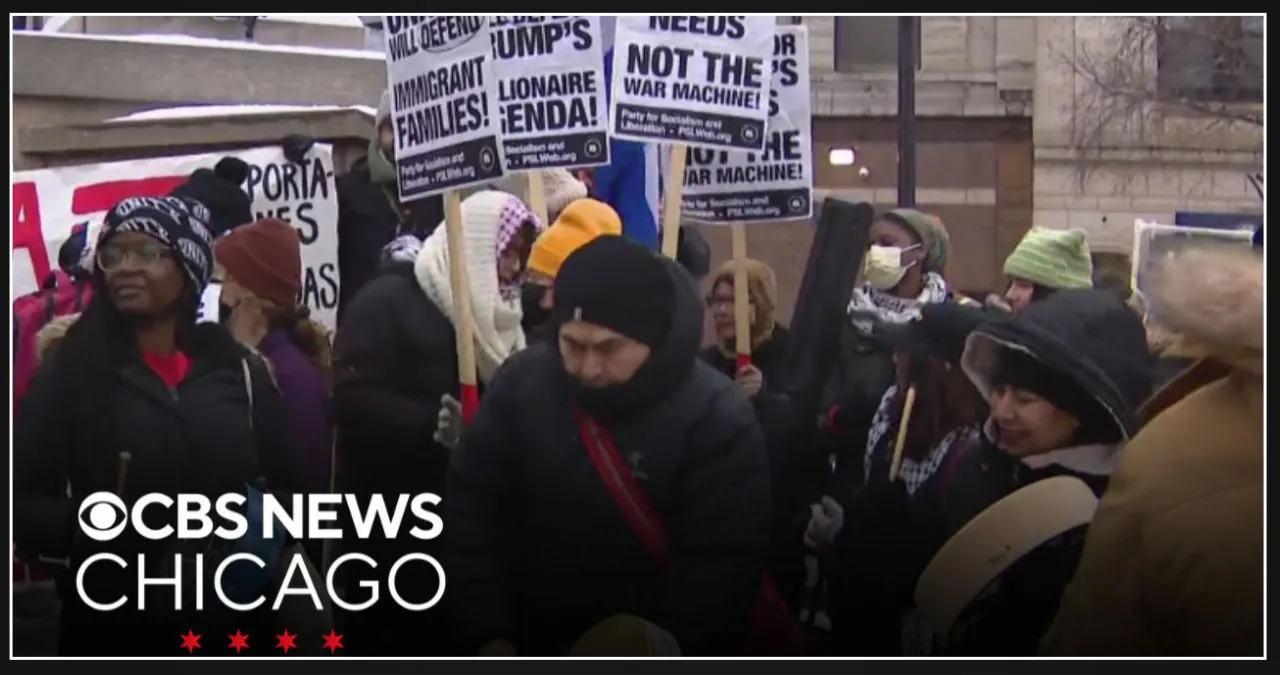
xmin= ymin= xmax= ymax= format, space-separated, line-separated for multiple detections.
xmin=213 ymin=218 xmax=333 ymax=550
xmin=335 ymin=89 xmax=446 ymax=315
xmin=13 ymin=196 xmax=300 ymax=655
xmin=332 ymin=190 xmax=541 ymax=655
xmin=820 ymin=208 xmax=955 ymax=500
xmin=811 ymin=302 xmax=994 ymax=653
xmin=1043 ymin=244 xmax=1263 ymax=656
xmin=522 ymin=198 xmax=623 ymax=339
xmin=168 ymin=156 xmax=254 ymax=239
xmin=1000 ymin=226 xmax=1094 ymax=315
xmin=446 ymin=236 xmax=772 ymax=656
xmin=699 ymin=257 xmax=811 ymax=608
xmin=818 ymin=288 xmax=1151 ymax=655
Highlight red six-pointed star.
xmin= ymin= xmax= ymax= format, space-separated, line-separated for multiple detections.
xmin=179 ymin=630 xmax=201 ymax=654
xmin=275 ymin=629 xmax=297 ymax=654
xmin=228 ymin=630 xmax=250 ymax=654
xmin=321 ymin=629 xmax=344 ymax=654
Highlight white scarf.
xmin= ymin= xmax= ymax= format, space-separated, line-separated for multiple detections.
xmin=413 ymin=199 xmax=526 ymax=384
xmin=847 ymin=271 xmax=950 ymax=335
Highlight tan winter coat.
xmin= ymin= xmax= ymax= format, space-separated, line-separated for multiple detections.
xmin=1041 ymin=246 xmax=1263 ymax=656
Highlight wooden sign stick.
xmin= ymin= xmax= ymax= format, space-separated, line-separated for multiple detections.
xmin=443 ymin=190 xmax=480 ymax=425
xmin=660 ymin=145 xmax=688 ymax=260
xmin=730 ymin=224 xmax=752 ymax=372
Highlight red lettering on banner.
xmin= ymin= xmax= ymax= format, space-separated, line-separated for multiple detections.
xmin=70 ymin=176 xmax=187 ymax=215
xmin=12 ymin=181 xmax=51 ymax=286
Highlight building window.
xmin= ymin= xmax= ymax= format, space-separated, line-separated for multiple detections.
xmin=835 ymin=16 xmax=921 ymax=71
xmin=1157 ymin=16 xmax=1262 ymax=103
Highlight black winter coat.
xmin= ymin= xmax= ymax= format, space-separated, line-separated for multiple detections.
xmin=336 ymin=158 xmax=444 ymax=316
xmin=330 ymin=262 xmax=459 ymax=655
xmin=701 ymin=326 xmax=823 ymax=611
xmin=826 ymin=289 xmax=1152 ymax=656
xmin=447 ymin=259 xmax=772 ymax=656
xmin=13 ymin=321 xmax=299 ymax=656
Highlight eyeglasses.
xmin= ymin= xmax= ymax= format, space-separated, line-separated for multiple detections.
xmin=96 ymin=242 xmax=172 ymax=272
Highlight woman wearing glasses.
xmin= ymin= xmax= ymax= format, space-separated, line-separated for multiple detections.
xmin=12 ymin=196 xmax=303 ymax=656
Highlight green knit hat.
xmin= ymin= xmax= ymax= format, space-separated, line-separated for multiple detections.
xmin=883 ymin=208 xmax=949 ymax=272
xmin=1003 ymin=226 xmax=1094 ymax=289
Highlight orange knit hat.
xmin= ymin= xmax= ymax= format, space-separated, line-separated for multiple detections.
xmin=526 ymin=198 xmax=622 ymax=278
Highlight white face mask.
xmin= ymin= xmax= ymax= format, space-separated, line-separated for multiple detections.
xmin=863 ymin=243 xmax=921 ymax=290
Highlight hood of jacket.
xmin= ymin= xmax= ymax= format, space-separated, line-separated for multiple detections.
xmin=1146 ymin=245 xmax=1262 ymax=374
xmin=961 ymin=288 xmax=1153 ymax=443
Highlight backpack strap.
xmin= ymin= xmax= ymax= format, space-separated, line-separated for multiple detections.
xmin=241 ymin=358 xmax=255 ymax=430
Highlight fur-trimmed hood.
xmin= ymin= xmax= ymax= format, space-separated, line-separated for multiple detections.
xmin=1145 ymin=246 xmax=1263 ymax=374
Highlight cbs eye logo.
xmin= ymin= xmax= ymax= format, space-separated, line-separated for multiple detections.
xmin=77 ymin=492 xmax=129 ymax=542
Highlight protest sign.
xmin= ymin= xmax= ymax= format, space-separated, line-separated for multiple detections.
xmin=609 ymin=16 xmax=775 ymax=151
xmin=1130 ymin=219 xmax=1254 ymax=300
xmin=11 ymin=145 xmax=342 ymax=331
xmin=382 ymin=15 xmax=506 ymax=199
xmin=681 ymin=25 xmax=812 ymax=223
xmin=491 ymin=16 xmax=610 ymax=172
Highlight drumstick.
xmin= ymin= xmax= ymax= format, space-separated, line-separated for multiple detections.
xmin=888 ymin=386 xmax=918 ymax=482
xmin=115 ymin=451 xmax=132 ymax=496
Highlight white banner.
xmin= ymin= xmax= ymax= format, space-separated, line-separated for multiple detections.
xmin=680 ymin=25 xmax=812 ymax=223
xmin=382 ymin=15 xmax=506 ymax=200
xmin=491 ymin=15 xmax=611 ymax=172
xmin=11 ymin=145 xmax=342 ymax=331
xmin=609 ymin=15 xmax=775 ymax=151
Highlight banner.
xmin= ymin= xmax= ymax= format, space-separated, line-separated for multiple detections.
xmin=491 ymin=15 xmax=611 ymax=172
xmin=609 ymin=15 xmax=775 ymax=151
xmin=11 ymin=145 xmax=342 ymax=331
xmin=680 ymin=25 xmax=812 ymax=223
xmin=382 ymin=15 xmax=506 ymax=199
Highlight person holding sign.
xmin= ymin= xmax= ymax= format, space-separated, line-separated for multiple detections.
xmin=14 ymin=196 xmax=302 ymax=655
xmin=521 ymin=198 xmax=624 ymax=341
xmin=332 ymin=190 xmax=541 ymax=655
xmin=822 ymin=209 xmax=955 ymax=501
xmin=446 ymin=236 xmax=771 ymax=656
xmin=816 ymin=289 xmax=1152 ymax=656
xmin=335 ymin=89 xmax=447 ymax=316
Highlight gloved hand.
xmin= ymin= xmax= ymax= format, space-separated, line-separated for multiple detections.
xmin=280 ymin=134 xmax=316 ymax=165
xmin=432 ymin=394 xmax=463 ymax=450
xmin=803 ymin=496 xmax=844 ymax=550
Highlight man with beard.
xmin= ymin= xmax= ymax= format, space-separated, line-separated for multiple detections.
xmin=446 ymin=236 xmax=771 ymax=656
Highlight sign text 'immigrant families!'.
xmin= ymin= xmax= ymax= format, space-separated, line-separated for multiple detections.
xmin=608 ymin=16 xmax=775 ymax=151
xmin=681 ymin=25 xmax=814 ymax=223
xmin=491 ymin=16 xmax=610 ymax=172
xmin=383 ymin=15 xmax=506 ymax=200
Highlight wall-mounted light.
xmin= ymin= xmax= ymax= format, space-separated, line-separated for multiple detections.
xmin=828 ymin=148 xmax=856 ymax=166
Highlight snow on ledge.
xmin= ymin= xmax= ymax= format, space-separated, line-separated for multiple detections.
xmin=106 ymin=104 xmax=378 ymax=123
xmin=28 ymin=30 xmax=384 ymax=61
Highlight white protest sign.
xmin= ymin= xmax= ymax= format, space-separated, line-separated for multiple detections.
xmin=491 ymin=16 xmax=610 ymax=172
xmin=11 ymin=145 xmax=342 ymax=331
xmin=609 ymin=15 xmax=775 ymax=151
xmin=1130 ymin=218 xmax=1254 ymax=298
xmin=382 ymin=16 xmax=506 ymax=200
xmin=681 ymin=25 xmax=812 ymax=223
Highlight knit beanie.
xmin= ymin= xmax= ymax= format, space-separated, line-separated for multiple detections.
xmin=552 ymin=236 xmax=675 ymax=348
xmin=883 ymin=208 xmax=949 ymax=272
xmin=213 ymin=218 xmax=302 ymax=307
xmin=495 ymin=169 xmax=589 ymax=221
xmin=169 ymin=157 xmax=254 ymax=239
xmin=97 ymin=195 xmax=215 ymax=292
xmin=527 ymin=199 xmax=622 ymax=279
xmin=1003 ymin=226 xmax=1094 ymax=290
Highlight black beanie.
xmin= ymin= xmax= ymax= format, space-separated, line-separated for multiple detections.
xmin=992 ymin=348 xmax=1119 ymax=442
xmin=169 ymin=157 xmax=253 ymax=239
xmin=552 ymin=236 xmax=675 ymax=348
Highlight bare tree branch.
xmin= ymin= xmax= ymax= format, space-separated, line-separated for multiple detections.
xmin=1051 ymin=16 xmax=1263 ymax=182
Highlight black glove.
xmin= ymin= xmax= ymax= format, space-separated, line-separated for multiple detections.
xmin=281 ymin=134 xmax=316 ymax=165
